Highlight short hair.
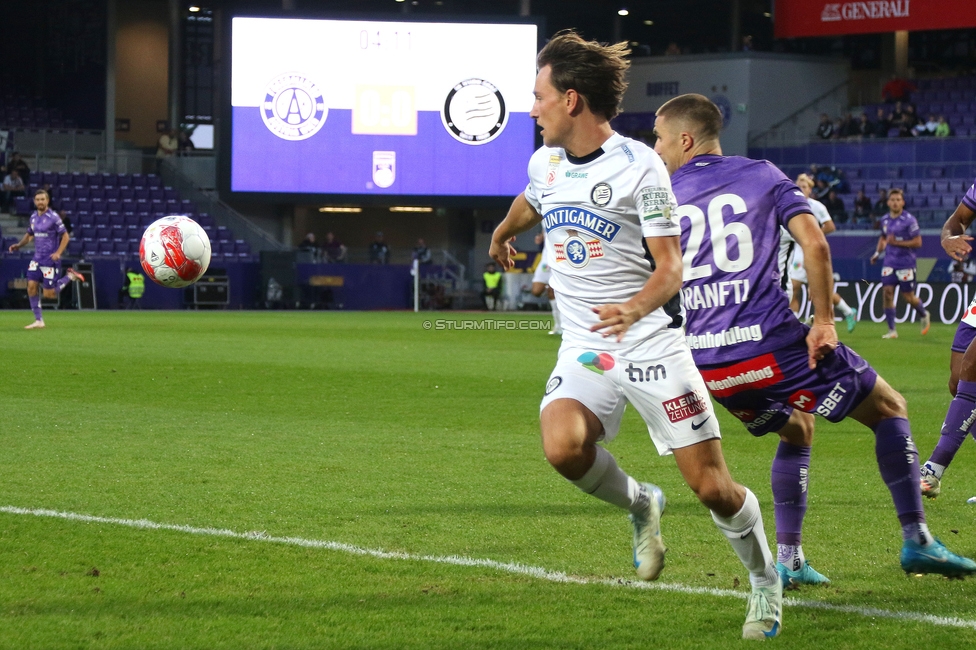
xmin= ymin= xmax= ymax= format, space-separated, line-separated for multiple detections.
xmin=888 ymin=188 xmax=904 ymax=198
xmin=656 ymin=94 xmax=723 ymax=142
xmin=537 ymin=30 xmax=630 ymax=121
xmin=796 ymin=173 xmax=814 ymax=186
xmin=34 ymin=188 xmax=50 ymax=200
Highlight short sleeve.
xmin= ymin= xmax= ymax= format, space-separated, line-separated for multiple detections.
xmin=54 ymin=214 xmax=67 ymax=236
xmin=963 ymin=181 xmax=976 ymax=212
xmin=523 ymin=149 xmax=548 ymax=214
xmin=908 ymin=216 xmax=920 ymax=238
xmin=637 ymin=151 xmax=680 ymax=238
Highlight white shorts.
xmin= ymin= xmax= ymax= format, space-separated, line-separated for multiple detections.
xmin=789 ymin=263 xmax=807 ymax=284
xmin=540 ymin=330 xmax=721 ymax=456
xmin=532 ymin=261 xmax=551 ymax=286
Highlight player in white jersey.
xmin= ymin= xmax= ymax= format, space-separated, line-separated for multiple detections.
xmin=527 ymin=232 xmax=562 ymax=335
xmin=489 ymin=31 xmax=781 ymax=640
xmin=782 ymin=175 xmax=857 ymax=332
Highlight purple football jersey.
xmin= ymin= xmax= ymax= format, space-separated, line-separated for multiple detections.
xmin=879 ymin=211 xmax=920 ymax=271
xmin=670 ymin=155 xmax=811 ymax=366
xmin=962 ymin=177 xmax=976 ymax=213
xmin=27 ymin=209 xmax=67 ymax=264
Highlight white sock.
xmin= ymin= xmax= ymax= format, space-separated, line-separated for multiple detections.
xmin=922 ymin=460 xmax=946 ymax=480
xmin=776 ymin=544 xmax=806 ymax=572
xmin=836 ymin=298 xmax=853 ymax=317
xmin=711 ymin=488 xmax=778 ymax=588
xmin=571 ymin=445 xmax=642 ymax=512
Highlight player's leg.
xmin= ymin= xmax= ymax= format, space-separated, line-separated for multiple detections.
xmin=921 ymin=338 xmax=976 ymax=497
xmin=832 ymin=292 xmax=857 ymax=332
xmin=881 ymin=284 xmax=898 ymax=337
xmin=671 ymin=439 xmax=781 ymax=639
xmin=25 ymin=279 xmax=44 ymax=328
xmin=900 ymin=286 xmax=930 ymax=334
xmin=547 ymin=287 xmax=562 ymax=335
xmin=530 ymin=282 xmax=546 ymax=298
xmin=773 ymin=411 xmax=829 ymax=585
xmin=789 ymin=279 xmax=803 ymax=317
xmin=847 ymin=376 xmax=976 ymax=576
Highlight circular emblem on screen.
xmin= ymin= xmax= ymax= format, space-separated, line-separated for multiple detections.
xmin=563 ymin=235 xmax=591 ymax=269
xmin=591 ymin=183 xmax=612 ymax=207
xmin=261 ymin=73 xmax=327 ymax=141
xmin=441 ymin=78 xmax=508 ymax=145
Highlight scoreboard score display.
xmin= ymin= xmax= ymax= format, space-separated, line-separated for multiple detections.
xmin=229 ymin=17 xmax=539 ymax=200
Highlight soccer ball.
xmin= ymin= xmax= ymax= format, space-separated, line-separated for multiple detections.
xmin=140 ymin=216 xmax=212 ymax=288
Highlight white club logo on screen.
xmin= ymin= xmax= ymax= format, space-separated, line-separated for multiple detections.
xmin=261 ymin=73 xmax=327 ymax=141
xmin=441 ymin=78 xmax=508 ymax=145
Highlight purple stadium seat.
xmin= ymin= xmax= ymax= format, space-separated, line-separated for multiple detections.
xmin=146 ymin=174 xmax=162 ymax=188
xmin=67 ymin=241 xmax=83 ymax=256
xmin=119 ymin=188 xmax=135 ymax=202
xmin=96 ymin=226 xmax=111 ymax=239
xmin=927 ymin=167 xmax=945 ymax=178
xmin=86 ymin=173 xmax=101 ymax=187
xmin=216 ymin=227 xmax=231 ymax=242
xmin=13 ymin=196 xmax=30 ymax=214
xmin=110 ymin=215 xmax=125 ymax=227
xmin=164 ymin=188 xmax=180 ymax=201
xmin=60 ymin=199 xmax=77 ymax=212
xmin=127 ymin=241 xmax=141 ymax=254
xmin=41 ymin=171 xmax=58 ymax=185
xmin=149 ymin=188 xmax=165 ymax=202
xmin=89 ymin=187 xmax=105 ymax=200
xmin=104 ymin=188 xmax=121 ymax=200
xmin=164 ymin=200 xmax=180 ymax=213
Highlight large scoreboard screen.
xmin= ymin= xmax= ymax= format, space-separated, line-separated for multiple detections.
xmin=228 ymin=17 xmax=539 ymax=200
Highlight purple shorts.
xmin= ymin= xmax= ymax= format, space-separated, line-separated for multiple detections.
xmin=952 ymin=322 xmax=976 ymax=354
xmin=698 ymin=336 xmax=878 ymax=436
xmin=26 ymin=259 xmax=62 ymax=290
xmin=881 ymin=266 xmax=917 ymax=295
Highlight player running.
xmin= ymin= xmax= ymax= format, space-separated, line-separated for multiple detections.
xmin=491 ymin=32 xmax=782 ymax=640
xmin=653 ymin=93 xmax=976 ymax=582
xmin=525 ymin=232 xmax=562 ymax=335
xmin=870 ymin=188 xmax=931 ymax=339
xmin=919 ymin=178 xmax=976 ymax=498
xmin=786 ymin=174 xmax=857 ymax=332
xmin=7 ymin=188 xmax=84 ymax=329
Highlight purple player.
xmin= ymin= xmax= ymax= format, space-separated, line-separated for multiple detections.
xmin=869 ymin=188 xmax=931 ymax=339
xmin=653 ymin=93 xmax=976 ymax=581
xmin=919 ymin=177 xmax=976 ymax=498
xmin=7 ymin=188 xmax=85 ymax=329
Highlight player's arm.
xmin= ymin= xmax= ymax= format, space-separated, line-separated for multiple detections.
xmin=941 ymin=202 xmax=976 ymax=261
xmin=490 ymin=193 xmax=542 ymax=271
xmin=50 ymin=231 xmax=70 ymax=262
xmin=8 ymin=232 xmax=33 ymax=252
xmin=886 ymin=234 xmax=922 ymax=249
xmin=788 ymin=212 xmax=838 ymax=369
xmin=590 ymin=235 xmax=683 ymax=342
xmin=820 ymin=219 xmax=836 ymax=235
xmin=870 ymin=233 xmax=887 ymax=264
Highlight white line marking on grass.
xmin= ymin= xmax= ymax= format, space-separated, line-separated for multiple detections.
xmin=3 ymin=505 xmax=975 ymax=630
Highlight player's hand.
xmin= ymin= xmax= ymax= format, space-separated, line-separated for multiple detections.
xmin=869 ymin=252 xmax=879 ymax=265
xmin=50 ymin=251 xmax=62 ymax=262
xmin=489 ymin=236 xmax=517 ymax=271
xmin=590 ymin=303 xmax=641 ymax=342
xmin=942 ymin=234 xmax=973 ymax=261
xmin=7 ymin=244 xmax=17 ymax=252
xmin=806 ymin=322 xmax=838 ymax=370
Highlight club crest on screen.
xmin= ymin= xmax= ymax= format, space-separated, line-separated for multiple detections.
xmin=441 ymin=78 xmax=508 ymax=145
xmin=261 ymin=73 xmax=328 ymax=141
xmin=372 ymin=151 xmax=396 ymax=188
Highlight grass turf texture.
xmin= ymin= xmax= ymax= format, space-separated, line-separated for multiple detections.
xmin=1 ymin=311 xmax=975 ymax=648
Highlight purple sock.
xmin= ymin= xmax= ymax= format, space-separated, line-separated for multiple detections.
xmin=930 ymin=380 xmax=976 ymax=468
xmin=911 ymin=303 xmax=927 ymax=318
xmin=884 ymin=308 xmax=896 ymax=330
xmin=771 ymin=442 xmax=810 ymax=546
xmin=873 ymin=417 xmax=925 ymax=540
xmin=29 ymin=294 xmax=42 ymax=321
xmin=56 ymin=276 xmax=71 ymax=292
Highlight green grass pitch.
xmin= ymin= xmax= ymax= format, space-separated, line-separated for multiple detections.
xmin=1 ymin=310 xmax=975 ymax=648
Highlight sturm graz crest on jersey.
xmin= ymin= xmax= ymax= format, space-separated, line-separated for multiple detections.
xmin=261 ymin=73 xmax=327 ymax=141
xmin=591 ymin=182 xmax=612 ymax=207
xmin=441 ymin=78 xmax=507 ymax=145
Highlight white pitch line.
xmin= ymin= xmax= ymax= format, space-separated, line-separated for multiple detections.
xmin=3 ymin=505 xmax=976 ymax=631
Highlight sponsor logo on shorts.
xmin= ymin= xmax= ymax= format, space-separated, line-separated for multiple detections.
xmin=699 ymin=354 xmax=783 ymax=398
xmin=625 ymin=363 xmax=666 ymax=383
xmin=813 ymin=383 xmax=848 ymax=418
xmin=663 ymin=391 xmax=708 ymax=423
xmin=742 ymin=411 xmax=779 ymax=433
xmin=545 ymin=376 xmax=562 ymax=395
xmin=789 ymin=390 xmax=817 ymax=412
xmin=578 ymin=352 xmax=614 ymax=375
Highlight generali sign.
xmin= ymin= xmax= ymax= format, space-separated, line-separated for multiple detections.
xmin=775 ymin=0 xmax=976 ymax=38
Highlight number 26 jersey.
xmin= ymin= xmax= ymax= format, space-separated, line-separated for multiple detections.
xmin=669 ymin=154 xmax=812 ymax=366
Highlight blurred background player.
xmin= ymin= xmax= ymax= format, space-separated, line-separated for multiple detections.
xmin=654 ymin=93 xmax=976 ymax=585
xmin=870 ymin=188 xmax=930 ymax=339
xmin=6 ymin=188 xmax=84 ymax=329
xmin=787 ymin=174 xmax=857 ymax=332
xmin=481 ymin=262 xmax=502 ymax=310
xmin=491 ymin=32 xmax=782 ymax=640
xmin=525 ymin=232 xmax=562 ymax=335
xmin=919 ymin=178 xmax=976 ymax=498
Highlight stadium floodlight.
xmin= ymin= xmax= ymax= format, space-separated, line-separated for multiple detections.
xmin=643 ymin=19 xmax=654 ymax=25
xmin=618 ymin=9 xmax=629 ymax=16
xmin=319 ymin=206 xmax=362 ymax=213
xmin=390 ymin=206 xmax=433 ymax=213
xmin=189 ymin=5 xmax=200 ymax=11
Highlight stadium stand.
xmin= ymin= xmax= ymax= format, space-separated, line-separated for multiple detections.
xmin=0 ymin=94 xmax=77 ymax=130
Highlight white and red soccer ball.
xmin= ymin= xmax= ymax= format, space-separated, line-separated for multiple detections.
xmin=140 ymin=216 xmax=212 ymax=288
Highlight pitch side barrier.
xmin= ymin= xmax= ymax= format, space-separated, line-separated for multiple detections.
xmin=794 ymin=281 xmax=975 ymax=325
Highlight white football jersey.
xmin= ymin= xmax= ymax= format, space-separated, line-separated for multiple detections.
xmin=524 ymin=133 xmax=681 ymax=351
xmin=779 ymin=197 xmax=831 ymax=276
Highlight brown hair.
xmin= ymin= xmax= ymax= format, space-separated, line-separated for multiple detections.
xmin=34 ymin=188 xmax=50 ymax=200
xmin=537 ymin=30 xmax=630 ymax=121
xmin=656 ymin=94 xmax=723 ymax=142
xmin=888 ymin=188 xmax=904 ymax=198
